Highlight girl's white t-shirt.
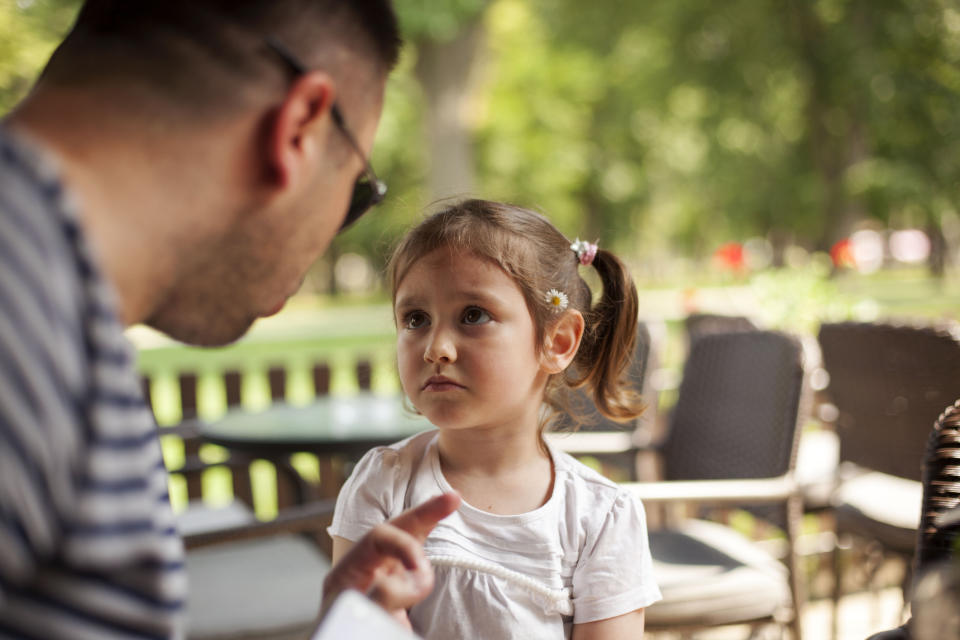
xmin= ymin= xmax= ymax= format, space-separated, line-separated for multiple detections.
xmin=329 ymin=431 xmax=661 ymax=640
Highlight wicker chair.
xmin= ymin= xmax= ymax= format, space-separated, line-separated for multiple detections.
xmin=623 ymin=330 xmax=808 ymax=639
xmin=865 ymin=398 xmax=960 ymax=640
xmin=817 ymin=321 xmax=960 ymax=634
xmin=684 ymin=312 xmax=758 ymax=344
xmin=914 ymin=401 xmax=960 ymax=592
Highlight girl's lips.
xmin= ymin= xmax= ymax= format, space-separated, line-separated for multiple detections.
xmin=423 ymin=377 xmax=464 ymax=391
xmin=423 ymin=382 xmax=464 ymax=392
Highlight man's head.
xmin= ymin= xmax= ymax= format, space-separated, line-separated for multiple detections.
xmin=41 ymin=1 xmax=400 ymax=127
xmin=31 ymin=1 xmax=400 ymax=345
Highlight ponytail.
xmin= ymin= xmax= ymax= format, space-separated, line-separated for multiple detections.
xmin=569 ymin=249 xmax=644 ymax=422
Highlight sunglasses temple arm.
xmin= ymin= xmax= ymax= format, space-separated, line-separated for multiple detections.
xmin=329 ymin=106 xmax=381 ymax=186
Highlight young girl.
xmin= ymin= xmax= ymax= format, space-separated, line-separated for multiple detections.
xmin=329 ymin=199 xmax=660 ymax=639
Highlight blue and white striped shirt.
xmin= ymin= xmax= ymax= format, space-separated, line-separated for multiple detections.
xmin=0 ymin=128 xmax=185 ymax=639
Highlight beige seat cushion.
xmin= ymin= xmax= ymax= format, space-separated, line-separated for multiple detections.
xmin=646 ymin=519 xmax=791 ymax=627
xmin=796 ymin=429 xmax=840 ymax=510
xmin=835 ymin=469 xmax=922 ymax=551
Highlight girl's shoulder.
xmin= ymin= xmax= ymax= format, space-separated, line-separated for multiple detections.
xmin=551 ymin=448 xmax=636 ymax=513
xmin=549 ymin=449 xmax=652 ymax=562
xmin=349 ymin=429 xmax=439 ymax=484
xmin=379 ymin=428 xmax=439 ymax=457
xmin=332 ymin=430 xmax=441 ymax=533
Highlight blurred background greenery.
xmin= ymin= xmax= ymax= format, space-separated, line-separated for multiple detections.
xmin=4 ymin=0 xmax=960 ymax=391
xmin=6 ymin=0 xmax=960 ymax=275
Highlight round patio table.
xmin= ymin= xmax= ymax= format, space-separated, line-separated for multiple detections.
xmin=200 ymin=393 xmax=435 ymax=499
xmin=201 ymin=393 xmax=435 ymax=459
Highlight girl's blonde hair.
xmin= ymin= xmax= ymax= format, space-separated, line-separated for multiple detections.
xmin=388 ymin=199 xmax=643 ymax=427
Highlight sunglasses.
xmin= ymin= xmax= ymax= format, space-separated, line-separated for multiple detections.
xmin=265 ymin=37 xmax=387 ymax=232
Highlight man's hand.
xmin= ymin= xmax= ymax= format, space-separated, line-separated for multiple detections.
xmin=322 ymin=492 xmax=461 ymax=613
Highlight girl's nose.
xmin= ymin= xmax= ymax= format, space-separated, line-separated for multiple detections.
xmin=424 ymin=328 xmax=456 ymax=364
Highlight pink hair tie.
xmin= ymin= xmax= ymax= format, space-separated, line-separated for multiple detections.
xmin=570 ymin=238 xmax=598 ymax=266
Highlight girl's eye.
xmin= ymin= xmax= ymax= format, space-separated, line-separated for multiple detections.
xmin=403 ymin=311 xmax=429 ymax=329
xmin=462 ymin=307 xmax=491 ymax=325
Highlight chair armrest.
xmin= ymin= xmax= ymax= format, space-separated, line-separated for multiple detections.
xmin=622 ymin=475 xmax=799 ymax=505
xmin=183 ymin=499 xmax=337 ymax=550
xmin=545 ymin=430 xmax=666 ymax=455
xmin=545 ymin=431 xmax=637 ymax=455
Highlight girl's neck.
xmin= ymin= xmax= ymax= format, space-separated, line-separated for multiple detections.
xmin=437 ymin=427 xmax=554 ymax=515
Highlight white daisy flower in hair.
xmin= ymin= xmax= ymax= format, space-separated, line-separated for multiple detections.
xmin=544 ymin=289 xmax=569 ymax=313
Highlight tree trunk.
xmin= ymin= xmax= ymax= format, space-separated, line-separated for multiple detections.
xmin=927 ymin=214 xmax=947 ymax=279
xmin=414 ymin=19 xmax=484 ymax=202
xmin=788 ymin=0 xmax=870 ymax=253
xmin=327 ymin=243 xmax=340 ymax=296
xmin=768 ymin=229 xmax=791 ymax=268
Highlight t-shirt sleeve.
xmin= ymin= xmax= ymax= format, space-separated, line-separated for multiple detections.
xmin=572 ymin=490 xmax=662 ymax=624
xmin=327 ymin=446 xmax=404 ymax=542
xmin=0 ymin=380 xmax=62 ymax=594
xmin=0 ymin=208 xmax=86 ymax=598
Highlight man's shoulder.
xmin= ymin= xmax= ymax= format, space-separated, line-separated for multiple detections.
xmin=0 ymin=127 xmax=78 ymax=278
xmin=0 ymin=130 xmax=89 ymax=361
xmin=0 ymin=127 xmax=63 ymax=203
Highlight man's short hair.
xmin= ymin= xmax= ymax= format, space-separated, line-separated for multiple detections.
xmin=41 ymin=0 xmax=401 ymax=118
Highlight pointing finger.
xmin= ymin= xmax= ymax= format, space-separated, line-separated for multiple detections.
xmin=388 ymin=492 xmax=461 ymax=542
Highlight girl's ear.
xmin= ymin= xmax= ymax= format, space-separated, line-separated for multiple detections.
xmin=541 ymin=310 xmax=585 ymax=374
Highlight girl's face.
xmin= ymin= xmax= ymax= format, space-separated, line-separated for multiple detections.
xmin=394 ymin=248 xmax=551 ymax=434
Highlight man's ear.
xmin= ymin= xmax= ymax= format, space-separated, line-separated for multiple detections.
xmin=267 ymin=71 xmax=336 ymax=188
xmin=542 ymin=310 xmax=585 ymax=374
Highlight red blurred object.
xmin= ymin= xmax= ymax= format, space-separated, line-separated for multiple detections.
xmin=713 ymin=242 xmax=745 ymax=272
xmin=830 ymin=238 xmax=856 ymax=268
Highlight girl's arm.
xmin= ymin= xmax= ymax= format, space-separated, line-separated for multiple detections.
xmin=572 ymin=609 xmax=645 ymax=640
xmin=331 ymin=535 xmax=354 ymax=564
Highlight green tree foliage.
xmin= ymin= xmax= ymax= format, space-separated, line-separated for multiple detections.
xmin=3 ymin=0 xmax=958 ymax=276
xmin=476 ymin=0 xmax=821 ymax=255
xmin=479 ymin=0 xmax=960 ymax=266
xmin=397 ymin=0 xmax=486 ymax=42
xmin=0 ymin=0 xmax=80 ymax=113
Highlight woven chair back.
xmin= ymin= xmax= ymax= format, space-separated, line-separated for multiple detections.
xmin=553 ymin=321 xmax=651 ymax=431
xmin=818 ymin=322 xmax=960 ymax=481
xmin=684 ymin=313 xmax=757 ymax=345
xmin=662 ymin=330 xmax=805 ymax=481
xmin=915 ymin=400 xmax=960 ymax=571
